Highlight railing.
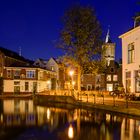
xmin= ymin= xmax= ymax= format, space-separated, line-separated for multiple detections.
xmin=38 ymin=90 xmax=139 ymax=108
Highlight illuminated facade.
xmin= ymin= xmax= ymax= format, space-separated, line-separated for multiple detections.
xmin=46 ymin=58 xmax=65 ymax=90
xmin=3 ymin=67 xmax=56 ymax=94
xmin=119 ymin=25 xmax=140 ymax=95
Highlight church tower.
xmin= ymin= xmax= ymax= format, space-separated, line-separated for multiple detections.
xmin=102 ymin=28 xmax=115 ymax=66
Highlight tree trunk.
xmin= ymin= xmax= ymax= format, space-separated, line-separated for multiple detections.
xmin=77 ymin=66 xmax=81 ymax=92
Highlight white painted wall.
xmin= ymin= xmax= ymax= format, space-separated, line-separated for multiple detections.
xmin=120 ymin=26 xmax=140 ymax=94
xmin=3 ymin=80 xmax=14 ymax=92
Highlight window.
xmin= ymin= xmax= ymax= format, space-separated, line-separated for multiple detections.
xmin=14 ymin=81 xmax=20 ymax=94
xmin=113 ymin=75 xmax=118 ymax=81
xmin=106 ymin=75 xmax=111 ymax=81
xmin=51 ymin=66 xmax=54 ymax=71
xmin=14 ymin=70 xmax=20 ymax=79
xmin=126 ymin=71 xmax=131 ymax=93
xmin=26 ymin=70 xmax=35 ymax=78
xmin=128 ymin=43 xmax=134 ymax=64
xmin=7 ymin=70 xmax=11 ymax=78
xmin=111 ymin=68 xmax=114 ymax=73
xmin=14 ymin=81 xmax=20 ymax=85
xmin=135 ymin=70 xmax=140 ymax=92
xmin=107 ymin=84 xmax=113 ymax=91
xmin=39 ymin=71 xmax=43 ymax=79
xmin=25 ymin=82 xmax=29 ymax=91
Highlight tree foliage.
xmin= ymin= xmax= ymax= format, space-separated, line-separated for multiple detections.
xmin=58 ymin=5 xmax=103 ymax=71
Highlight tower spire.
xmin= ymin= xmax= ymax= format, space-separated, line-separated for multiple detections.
xmin=105 ymin=26 xmax=110 ymax=43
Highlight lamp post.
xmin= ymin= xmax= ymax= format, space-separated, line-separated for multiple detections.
xmin=69 ymin=70 xmax=74 ymax=96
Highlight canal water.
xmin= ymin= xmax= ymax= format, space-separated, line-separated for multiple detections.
xmin=0 ymin=99 xmax=140 ymax=140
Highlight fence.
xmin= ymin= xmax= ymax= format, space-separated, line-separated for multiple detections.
xmin=39 ymin=90 xmax=140 ymax=108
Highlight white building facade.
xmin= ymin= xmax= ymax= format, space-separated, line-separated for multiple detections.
xmin=3 ymin=67 xmax=56 ymax=94
xmin=119 ymin=26 xmax=140 ymax=95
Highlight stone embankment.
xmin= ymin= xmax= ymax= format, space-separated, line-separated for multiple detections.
xmin=34 ymin=94 xmax=140 ymax=118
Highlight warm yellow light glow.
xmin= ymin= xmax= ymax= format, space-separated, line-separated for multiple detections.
xmin=106 ymin=114 xmax=110 ymax=122
xmin=139 ymin=125 xmax=140 ymax=135
xmin=72 ymin=81 xmax=75 ymax=85
xmin=47 ymin=80 xmax=51 ymax=84
xmin=68 ymin=124 xmax=74 ymax=139
xmin=47 ymin=108 xmax=51 ymax=120
xmin=1 ymin=114 xmax=3 ymax=123
xmin=69 ymin=70 xmax=74 ymax=76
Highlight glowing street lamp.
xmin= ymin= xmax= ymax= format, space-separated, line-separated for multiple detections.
xmin=69 ymin=70 xmax=75 ymax=89
xmin=69 ymin=70 xmax=74 ymax=77
xmin=47 ymin=80 xmax=51 ymax=90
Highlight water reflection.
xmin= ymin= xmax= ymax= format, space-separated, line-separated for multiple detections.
xmin=0 ymin=99 xmax=140 ymax=140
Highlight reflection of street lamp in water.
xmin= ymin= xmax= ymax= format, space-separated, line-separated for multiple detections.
xmin=68 ymin=124 xmax=74 ymax=139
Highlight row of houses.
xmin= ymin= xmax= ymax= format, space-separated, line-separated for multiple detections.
xmin=0 ymin=28 xmax=124 ymax=95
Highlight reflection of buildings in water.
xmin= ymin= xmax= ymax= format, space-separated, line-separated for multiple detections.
xmin=36 ymin=106 xmax=72 ymax=132
xmin=1 ymin=100 xmax=140 ymax=140
xmin=1 ymin=99 xmax=36 ymax=126
xmin=121 ymin=118 xmax=140 ymax=140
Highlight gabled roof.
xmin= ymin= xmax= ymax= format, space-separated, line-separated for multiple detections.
xmin=119 ymin=26 xmax=140 ymax=38
xmin=0 ymin=46 xmax=27 ymax=62
xmin=38 ymin=58 xmax=48 ymax=62
xmin=0 ymin=46 xmax=34 ymax=66
xmin=50 ymin=57 xmax=62 ymax=65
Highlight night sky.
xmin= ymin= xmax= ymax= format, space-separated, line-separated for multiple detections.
xmin=0 ymin=0 xmax=139 ymax=61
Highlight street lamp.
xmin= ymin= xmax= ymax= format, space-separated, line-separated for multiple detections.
xmin=69 ymin=70 xmax=74 ymax=77
xmin=47 ymin=80 xmax=51 ymax=90
xmin=69 ymin=70 xmax=74 ymax=87
xmin=69 ymin=70 xmax=74 ymax=96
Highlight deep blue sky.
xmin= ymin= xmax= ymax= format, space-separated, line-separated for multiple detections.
xmin=0 ymin=0 xmax=139 ymax=61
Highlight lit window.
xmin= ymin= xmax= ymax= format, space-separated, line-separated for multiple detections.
xmin=106 ymin=75 xmax=111 ymax=81
xmin=113 ymin=75 xmax=118 ymax=81
xmin=51 ymin=66 xmax=54 ymax=71
xmin=26 ymin=70 xmax=36 ymax=78
xmin=128 ymin=43 xmax=134 ymax=64
xmin=14 ymin=70 xmax=20 ymax=79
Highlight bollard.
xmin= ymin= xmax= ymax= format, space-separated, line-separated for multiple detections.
xmin=80 ymin=92 xmax=82 ymax=101
xmin=101 ymin=93 xmax=104 ymax=105
xmin=113 ymin=95 xmax=116 ymax=107
xmin=126 ymin=94 xmax=129 ymax=108
xmin=103 ymin=94 xmax=104 ymax=105
xmin=93 ymin=94 xmax=96 ymax=104
xmin=77 ymin=92 xmax=79 ymax=100
xmin=87 ymin=93 xmax=88 ymax=102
